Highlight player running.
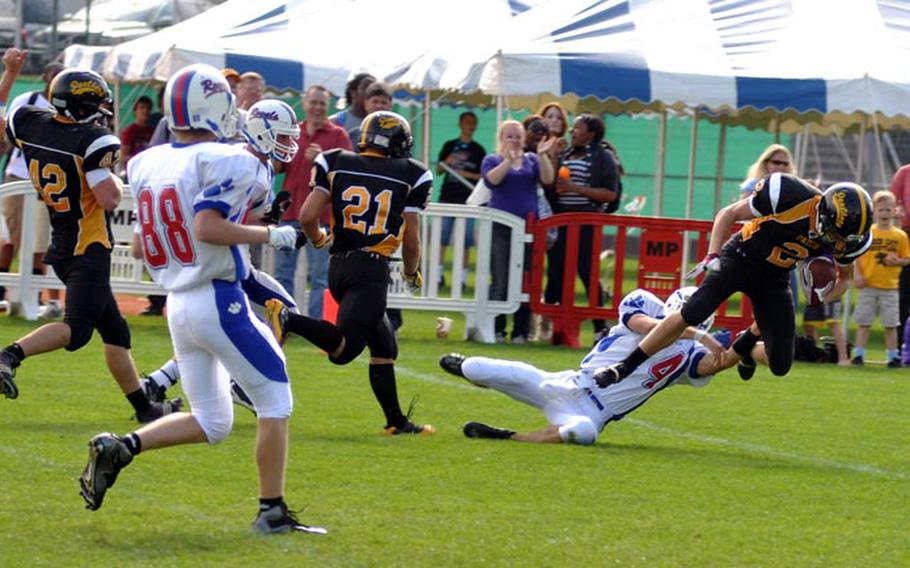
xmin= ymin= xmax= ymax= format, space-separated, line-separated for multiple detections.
xmin=596 ymin=174 xmax=872 ymax=387
xmin=439 ymin=287 xmax=760 ymax=444
xmin=138 ymin=98 xmax=304 ymax=413
xmin=0 ymin=64 xmax=180 ymax=421
xmin=265 ymin=110 xmax=434 ymax=435
xmin=79 ymin=64 xmax=325 ymax=535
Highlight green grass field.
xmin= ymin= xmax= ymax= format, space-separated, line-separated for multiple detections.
xmin=0 ymin=311 xmax=908 ymax=567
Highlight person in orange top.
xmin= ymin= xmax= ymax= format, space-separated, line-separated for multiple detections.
xmin=852 ymin=191 xmax=910 ymax=367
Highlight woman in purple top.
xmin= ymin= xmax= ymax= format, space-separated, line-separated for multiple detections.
xmin=482 ymin=120 xmax=556 ymax=343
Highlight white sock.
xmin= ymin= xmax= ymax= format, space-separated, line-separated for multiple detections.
xmin=147 ymin=358 xmax=180 ymax=388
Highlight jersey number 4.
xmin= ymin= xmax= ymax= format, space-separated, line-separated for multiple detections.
xmin=28 ymin=159 xmax=70 ymax=213
xmin=641 ymin=352 xmax=686 ymax=389
xmin=137 ymin=186 xmax=196 ymax=268
xmin=341 ymin=186 xmax=392 ymax=235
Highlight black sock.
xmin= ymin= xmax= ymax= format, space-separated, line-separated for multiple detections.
xmin=369 ymin=363 xmax=405 ymax=427
xmin=285 ymin=313 xmax=344 ymax=353
xmin=123 ymin=432 xmax=142 ymax=456
xmin=259 ymin=496 xmax=284 ymax=511
xmin=733 ymin=329 xmax=760 ymax=360
xmin=126 ymin=388 xmax=152 ymax=413
xmin=4 ymin=343 xmax=25 ymax=365
xmin=623 ymin=347 xmax=649 ymax=372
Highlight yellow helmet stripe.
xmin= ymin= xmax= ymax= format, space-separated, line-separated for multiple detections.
xmin=359 ymin=113 xmax=375 ymax=149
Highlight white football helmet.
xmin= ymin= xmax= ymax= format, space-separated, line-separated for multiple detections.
xmin=664 ymin=286 xmax=715 ymax=331
xmin=164 ymin=63 xmax=236 ymax=140
xmin=242 ymin=99 xmax=301 ymax=162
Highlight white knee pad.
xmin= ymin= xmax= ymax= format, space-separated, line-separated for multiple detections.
xmin=195 ymin=411 xmax=234 ymax=445
xmin=243 ymin=380 xmax=293 ymax=419
xmin=558 ymin=416 xmax=598 ymax=445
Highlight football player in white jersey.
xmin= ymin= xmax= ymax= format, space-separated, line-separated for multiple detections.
xmin=79 ymin=64 xmax=326 ymax=535
xmin=439 ymin=287 xmax=767 ymax=445
xmin=138 ymin=98 xmax=304 ymax=413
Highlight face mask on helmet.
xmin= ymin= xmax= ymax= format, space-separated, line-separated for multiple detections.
xmin=49 ymin=69 xmax=113 ymax=125
xmin=664 ymin=287 xmax=715 ymax=331
xmin=242 ymin=100 xmax=301 ymax=162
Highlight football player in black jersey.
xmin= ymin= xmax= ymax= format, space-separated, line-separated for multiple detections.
xmin=265 ymin=111 xmax=434 ymax=435
xmin=0 ymin=68 xmax=180 ymax=421
xmin=595 ymin=173 xmax=873 ymax=387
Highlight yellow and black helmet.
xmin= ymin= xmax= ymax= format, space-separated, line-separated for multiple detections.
xmin=358 ymin=111 xmax=413 ymax=158
xmin=817 ymin=182 xmax=873 ymax=247
xmin=48 ymin=68 xmax=113 ymax=124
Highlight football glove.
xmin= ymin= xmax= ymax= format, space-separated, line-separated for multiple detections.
xmin=685 ymin=253 xmax=721 ymax=280
xmin=312 ymin=228 xmax=333 ymax=249
xmin=403 ymin=270 xmax=423 ymax=294
xmin=295 ymin=230 xmax=308 ymax=249
xmin=267 ymin=225 xmax=298 ymax=249
xmin=262 ymin=191 xmax=291 ymax=225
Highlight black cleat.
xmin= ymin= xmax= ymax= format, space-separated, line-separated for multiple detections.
xmin=79 ymin=433 xmax=134 ymax=511
xmin=135 ymin=398 xmax=183 ymax=424
xmin=384 ymin=421 xmax=435 ymax=436
xmin=737 ymin=356 xmax=757 ymax=381
xmin=139 ymin=376 xmax=167 ymax=403
xmin=252 ymin=503 xmax=327 ymax=535
xmin=230 ymin=379 xmax=257 ymax=415
xmin=851 ymin=355 xmax=864 ymax=366
xmin=0 ymin=349 xmax=20 ymax=400
xmin=593 ymin=363 xmax=628 ymax=389
xmin=439 ymin=353 xmax=466 ymax=377
xmin=463 ymin=421 xmax=515 ymax=440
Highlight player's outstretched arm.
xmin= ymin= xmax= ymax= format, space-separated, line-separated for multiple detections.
xmin=195 ymin=209 xmax=270 ymax=246
xmin=696 ymin=342 xmax=767 ymax=377
xmin=0 ymin=48 xmax=27 ymax=123
xmin=823 ymin=263 xmax=853 ymax=303
xmin=402 ymin=211 xmax=421 ymax=274
xmin=707 ymin=199 xmax=754 ymax=254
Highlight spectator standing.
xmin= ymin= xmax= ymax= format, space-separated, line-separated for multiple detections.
xmin=347 ymin=82 xmax=393 ymax=146
xmin=852 ymin=191 xmax=910 ymax=367
xmin=278 ymin=85 xmax=351 ymax=318
xmin=537 ymin=102 xmax=569 ymax=173
xmin=482 ymin=120 xmax=555 ymax=343
xmin=888 ymin=162 xmax=910 ymax=350
xmin=436 ymin=111 xmax=486 ymax=285
xmin=329 ymin=73 xmax=375 ymax=135
xmin=119 ymin=96 xmax=155 ymax=174
xmin=0 ymin=60 xmax=64 ymax=316
xmin=544 ymin=115 xmax=618 ymax=343
xmin=236 ymin=71 xmax=266 ymax=111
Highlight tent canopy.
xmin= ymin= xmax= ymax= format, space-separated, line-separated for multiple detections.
xmin=64 ymin=0 xmax=910 ymax=130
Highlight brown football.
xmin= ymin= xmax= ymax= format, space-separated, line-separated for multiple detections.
xmin=800 ymin=256 xmax=837 ymax=306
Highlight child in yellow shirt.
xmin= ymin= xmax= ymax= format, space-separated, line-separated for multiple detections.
xmin=853 ymin=191 xmax=910 ymax=367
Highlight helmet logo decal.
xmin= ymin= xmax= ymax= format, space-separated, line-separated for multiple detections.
xmin=250 ymin=108 xmax=279 ymax=120
xmin=200 ymin=78 xmax=228 ymax=98
xmin=832 ymin=191 xmax=848 ymax=229
xmin=70 ymin=80 xmax=104 ymax=97
xmin=377 ymin=116 xmax=400 ymax=129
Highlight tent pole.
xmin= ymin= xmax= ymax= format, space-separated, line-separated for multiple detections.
xmin=713 ymin=117 xmax=727 ymax=212
xmin=774 ymin=112 xmax=781 ymax=144
xmin=114 ymin=80 xmax=121 ymax=133
xmin=654 ymin=107 xmax=667 ymax=216
xmin=871 ymin=112 xmax=887 ymax=190
xmin=496 ymin=94 xmax=504 ymax=128
xmin=685 ymin=108 xmax=698 ymax=220
xmin=856 ymin=114 xmax=867 ymax=185
xmin=797 ymin=123 xmax=810 ymax=178
xmin=422 ymin=89 xmax=431 ymax=166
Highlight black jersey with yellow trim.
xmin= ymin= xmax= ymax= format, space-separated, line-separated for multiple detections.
xmin=729 ymin=173 xmax=869 ymax=271
xmin=312 ymin=149 xmax=432 ymax=256
xmin=5 ymin=105 xmax=120 ymax=264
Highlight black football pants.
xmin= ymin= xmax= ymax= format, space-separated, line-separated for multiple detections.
xmin=681 ymin=248 xmax=795 ymax=376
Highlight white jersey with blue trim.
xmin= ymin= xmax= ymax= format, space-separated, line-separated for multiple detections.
xmin=128 ymin=141 xmax=262 ymax=292
xmin=572 ymin=289 xmax=712 ymax=428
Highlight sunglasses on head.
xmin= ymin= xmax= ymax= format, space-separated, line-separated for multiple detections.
xmin=769 ymin=159 xmax=790 ymax=166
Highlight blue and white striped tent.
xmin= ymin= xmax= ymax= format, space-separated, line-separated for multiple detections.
xmin=64 ymin=0 xmax=910 ymax=127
